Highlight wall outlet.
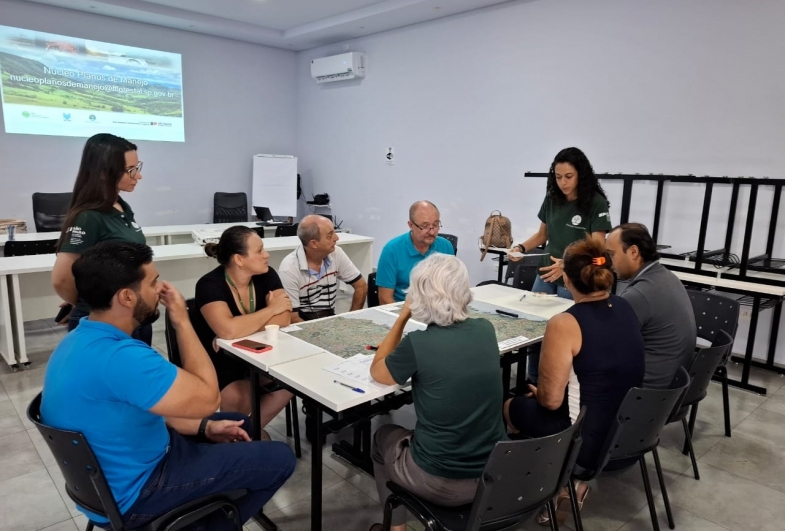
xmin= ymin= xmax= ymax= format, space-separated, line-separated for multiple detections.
xmin=740 ymin=307 xmax=753 ymax=320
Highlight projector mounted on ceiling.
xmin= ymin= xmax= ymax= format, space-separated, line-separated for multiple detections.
xmin=311 ymin=52 xmax=366 ymax=84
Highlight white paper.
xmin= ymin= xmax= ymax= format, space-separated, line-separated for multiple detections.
xmin=323 ymin=353 xmax=396 ymax=390
xmin=281 ymin=325 xmax=302 ymax=332
xmin=507 ymin=251 xmax=524 ymax=258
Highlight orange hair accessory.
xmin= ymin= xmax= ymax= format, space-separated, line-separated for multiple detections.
xmin=592 ymin=256 xmax=606 ymax=266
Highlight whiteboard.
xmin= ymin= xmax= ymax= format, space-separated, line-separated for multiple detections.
xmin=252 ymin=154 xmax=297 ymax=217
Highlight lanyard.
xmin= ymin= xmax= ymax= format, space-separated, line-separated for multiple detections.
xmin=224 ymin=271 xmax=255 ymax=314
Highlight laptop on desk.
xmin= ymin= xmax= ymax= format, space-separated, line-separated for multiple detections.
xmin=254 ymin=206 xmax=291 ymax=225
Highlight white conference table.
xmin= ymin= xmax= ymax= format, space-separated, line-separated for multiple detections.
xmin=0 ymin=222 xmax=279 ymax=250
xmin=0 ymin=233 xmax=373 ymax=369
xmin=216 ymin=284 xmax=570 ymax=531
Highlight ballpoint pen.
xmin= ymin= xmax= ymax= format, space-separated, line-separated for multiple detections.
xmin=334 ymin=380 xmax=365 ymax=394
xmin=495 ymin=309 xmax=519 ymax=318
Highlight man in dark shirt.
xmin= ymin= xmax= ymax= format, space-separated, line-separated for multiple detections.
xmin=606 ymin=223 xmax=697 ymax=388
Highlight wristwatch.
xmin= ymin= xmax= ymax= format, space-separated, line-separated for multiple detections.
xmin=198 ymin=418 xmax=210 ymax=441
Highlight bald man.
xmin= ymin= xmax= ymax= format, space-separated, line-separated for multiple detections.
xmin=278 ymin=215 xmax=367 ymax=323
xmin=376 ymin=201 xmax=455 ymax=305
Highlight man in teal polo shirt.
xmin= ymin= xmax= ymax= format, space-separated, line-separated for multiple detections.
xmin=377 ymin=201 xmax=455 ymax=304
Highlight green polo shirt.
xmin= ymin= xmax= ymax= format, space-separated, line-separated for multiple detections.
xmin=538 ymin=193 xmax=612 ymax=285
xmin=385 ymin=318 xmax=507 ymax=479
xmin=60 ymin=197 xmax=146 ymax=312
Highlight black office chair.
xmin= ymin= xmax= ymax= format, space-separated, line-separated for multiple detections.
xmin=477 ymin=253 xmax=540 ymax=289
xmin=27 ymin=393 xmax=245 ymax=531
xmin=164 ymin=300 xmax=302 ymax=458
xmin=686 ymin=289 xmax=739 ymax=437
xmin=274 ymin=224 xmax=299 ymax=237
xmin=440 ymin=233 xmax=458 ymax=255
xmin=367 ymin=272 xmax=379 ymax=308
xmin=569 ymin=367 xmax=690 ymax=531
xmin=32 ymin=192 xmax=71 ymax=232
xmin=383 ymin=408 xmax=586 ymax=531
xmin=668 ymin=331 xmax=733 ymax=480
xmin=4 ymin=239 xmax=57 ymax=257
xmin=213 ymin=192 xmax=248 ymax=224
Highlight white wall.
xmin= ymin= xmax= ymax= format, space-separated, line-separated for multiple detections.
xmin=296 ymin=0 xmax=785 ymax=363
xmin=0 ymin=0 xmax=298 ymax=226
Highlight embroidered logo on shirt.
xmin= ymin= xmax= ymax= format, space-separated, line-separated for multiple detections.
xmin=131 ymin=222 xmax=141 ymax=231
xmin=68 ymin=226 xmax=85 ymax=245
xmin=571 ymin=215 xmax=582 ymax=225
xmin=598 ymin=212 xmax=609 ymax=218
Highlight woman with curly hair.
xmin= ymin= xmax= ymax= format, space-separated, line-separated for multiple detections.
xmin=509 ymin=147 xmax=612 ymax=382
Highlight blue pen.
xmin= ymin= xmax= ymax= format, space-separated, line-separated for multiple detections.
xmin=334 ymin=380 xmax=365 ymax=394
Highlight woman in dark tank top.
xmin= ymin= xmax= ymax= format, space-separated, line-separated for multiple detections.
xmin=503 ymin=236 xmax=645 ymax=526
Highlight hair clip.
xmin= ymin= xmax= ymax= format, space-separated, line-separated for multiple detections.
xmin=592 ymin=256 xmax=606 ymax=266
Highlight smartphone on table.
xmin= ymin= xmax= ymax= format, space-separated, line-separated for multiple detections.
xmin=232 ymin=339 xmax=272 ymax=354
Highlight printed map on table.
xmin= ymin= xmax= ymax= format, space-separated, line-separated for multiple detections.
xmin=388 ymin=300 xmax=548 ymax=350
xmin=282 ymin=308 xmax=426 ymax=359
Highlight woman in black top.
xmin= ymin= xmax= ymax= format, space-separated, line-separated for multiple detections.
xmin=503 ymin=236 xmax=645 ymax=525
xmin=193 ymin=226 xmax=293 ymax=433
xmin=52 ymin=133 xmax=150 ymax=342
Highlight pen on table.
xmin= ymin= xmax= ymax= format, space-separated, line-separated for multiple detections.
xmin=495 ymin=309 xmax=519 ymax=318
xmin=366 ymin=345 xmax=379 ymax=351
xmin=334 ymin=380 xmax=365 ymax=394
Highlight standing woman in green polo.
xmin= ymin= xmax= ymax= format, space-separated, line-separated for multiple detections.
xmin=508 ymin=147 xmax=612 ymax=383
xmin=52 ymin=133 xmax=151 ymax=344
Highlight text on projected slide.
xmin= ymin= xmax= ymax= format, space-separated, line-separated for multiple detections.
xmin=0 ymin=24 xmax=184 ymax=142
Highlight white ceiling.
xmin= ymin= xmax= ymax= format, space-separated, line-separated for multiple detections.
xmin=16 ymin=0 xmax=515 ymax=51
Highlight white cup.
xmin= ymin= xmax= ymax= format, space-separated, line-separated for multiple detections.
xmin=265 ymin=324 xmax=280 ymax=342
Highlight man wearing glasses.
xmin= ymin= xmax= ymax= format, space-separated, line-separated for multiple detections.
xmin=279 ymin=215 xmax=368 ymax=322
xmin=376 ymin=201 xmax=455 ymax=305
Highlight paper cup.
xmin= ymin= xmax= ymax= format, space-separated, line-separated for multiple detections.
xmin=265 ymin=324 xmax=280 ymax=342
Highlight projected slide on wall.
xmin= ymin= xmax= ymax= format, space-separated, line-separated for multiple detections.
xmin=0 ymin=24 xmax=184 ymax=142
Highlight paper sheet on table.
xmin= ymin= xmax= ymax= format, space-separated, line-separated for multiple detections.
xmin=322 ymin=353 xmax=398 ymax=391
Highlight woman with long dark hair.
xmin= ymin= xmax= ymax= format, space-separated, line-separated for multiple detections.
xmin=52 ymin=133 xmax=150 ymax=342
xmin=509 ymin=147 xmax=612 ymax=382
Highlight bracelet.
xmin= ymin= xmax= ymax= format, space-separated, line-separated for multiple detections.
xmin=197 ymin=417 xmax=209 ymax=441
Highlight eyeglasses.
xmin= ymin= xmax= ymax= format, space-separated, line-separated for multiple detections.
xmin=125 ymin=161 xmax=143 ymax=178
xmin=411 ymin=220 xmax=442 ymax=232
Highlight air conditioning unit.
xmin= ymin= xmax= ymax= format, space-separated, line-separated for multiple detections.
xmin=311 ymin=52 xmax=366 ymax=84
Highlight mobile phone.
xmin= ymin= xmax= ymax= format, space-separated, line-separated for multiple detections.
xmin=232 ymin=339 xmax=272 ymax=354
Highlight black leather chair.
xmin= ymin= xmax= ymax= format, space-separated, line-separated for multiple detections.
xmin=669 ymin=330 xmax=734 ymax=480
xmin=32 ymin=192 xmax=71 ymax=232
xmin=213 ymin=192 xmax=248 ymax=223
xmin=686 ymin=289 xmax=739 ymax=437
xmin=274 ymin=224 xmax=298 ymax=237
xmin=27 ymin=393 xmax=245 ymax=531
xmin=440 ymin=233 xmax=458 ymax=255
xmin=367 ymin=272 xmax=379 ymax=308
xmin=477 ymin=252 xmax=540 ymax=290
xmin=4 ymin=239 xmax=57 ymax=257
xmin=569 ymin=367 xmax=690 ymax=531
xmin=164 ymin=300 xmax=301 ymax=458
xmin=382 ymin=408 xmax=586 ymax=531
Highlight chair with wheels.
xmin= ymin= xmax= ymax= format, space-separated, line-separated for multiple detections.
xmin=668 ymin=330 xmax=733 ymax=480
xmin=367 ymin=272 xmax=379 ymax=308
xmin=213 ymin=192 xmax=248 ymax=223
xmin=440 ymin=233 xmax=458 ymax=255
xmin=686 ymin=289 xmax=739 ymax=437
xmin=568 ymin=367 xmax=690 ymax=531
xmin=27 ymin=393 xmax=246 ymax=531
xmin=274 ymin=224 xmax=299 ymax=237
xmin=382 ymin=407 xmax=586 ymax=531
xmin=164 ymin=300 xmax=302 ymax=458
xmin=4 ymin=239 xmax=58 ymax=257
xmin=32 ymin=192 xmax=72 ymax=232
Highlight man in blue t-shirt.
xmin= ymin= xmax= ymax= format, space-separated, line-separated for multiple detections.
xmin=377 ymin=201 xmax=455 ymax=304
xmin=42 ymin=241 xmax=295 ymax=530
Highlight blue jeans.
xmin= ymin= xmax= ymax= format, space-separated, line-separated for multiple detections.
xmin=68 ymin=307 xmax=153 ymax=346
xmin=526 ymin=276 xmax=574 ymax=383
xmin=118 ymin=413 xmax=296 ymax=530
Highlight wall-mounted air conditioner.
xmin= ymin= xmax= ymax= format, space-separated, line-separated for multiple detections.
xmin=310 ymin=52 xmax=366 ymax=84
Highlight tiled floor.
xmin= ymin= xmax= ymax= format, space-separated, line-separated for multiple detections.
xmin=2 ymin=314 xmax=785 ymax=531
